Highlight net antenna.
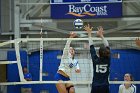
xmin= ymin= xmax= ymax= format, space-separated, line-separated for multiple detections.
xmin=39 ymin=8 xmax=44 ymax=81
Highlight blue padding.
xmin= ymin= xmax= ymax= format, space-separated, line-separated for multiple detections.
xmin=29 ymin=50 xmax=61 ymax=93
xmin=29 ymin=51 xmax=40 ymax=81
xmin=7 ymin=86 xmax=21 ymax=93
xmin=7 ymin=50 xmax=27 ymax=93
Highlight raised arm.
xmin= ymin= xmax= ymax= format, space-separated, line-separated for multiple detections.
xmin=84 ymin=24 xmax=98 ymax=60
xmin=61 ymin=32 xmax=77 ymax=61
xmin=97 ymin=26 xmax=109 ymax=47
xmin=84 ymin=24 xmax=94 ymax=46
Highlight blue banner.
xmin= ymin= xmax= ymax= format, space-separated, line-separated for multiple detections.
xmin=51 ymin=3 xmax=122 ymax=19
xmin=51 ymin=0 xmax=122 ymax=3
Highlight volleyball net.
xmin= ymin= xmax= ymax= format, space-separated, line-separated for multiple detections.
xmin=0 ymin=37 xmax=140 ymax=93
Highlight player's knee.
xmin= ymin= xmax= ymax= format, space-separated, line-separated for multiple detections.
xmin=66 ymin=86 xmax=75 ymax=93
xmin=69 ymin=87 xmax=75 ymax=93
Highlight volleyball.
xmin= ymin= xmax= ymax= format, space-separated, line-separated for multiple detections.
xmin=73 ymin=19 xmax=83 ymax=29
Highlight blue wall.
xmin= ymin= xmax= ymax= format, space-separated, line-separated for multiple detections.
xmin=7 ymin=50 xmax=61 ymax=93
xmin=28 ymin=50 xmax=61 ymax=93
xmin=7 ymin=50 xmax=27 ymax=93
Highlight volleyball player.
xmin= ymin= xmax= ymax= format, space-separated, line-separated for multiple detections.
xmin=135 ymin=38 xmax=140 ymax=47
xmin=119 ymin=73 xmax=136 ymax=93
xmin=84 ymin=24 xmax=111 ymax=93
xmin=54 ymin=32 xmax=81 ymax=93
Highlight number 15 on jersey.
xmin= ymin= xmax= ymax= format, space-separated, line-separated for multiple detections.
xmin=96 ymin=64 xmax=108 ymax=73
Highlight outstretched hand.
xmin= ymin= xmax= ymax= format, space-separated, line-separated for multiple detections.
xmin=84 ymin=24 xmax=93 ymax=34
xmin=69 ymin=32 xmax=77 ymax=38
xmin=135 ymin=38 xmax=140 ymax=47
xmin=97 ymin=26 xmax=104 ymax=37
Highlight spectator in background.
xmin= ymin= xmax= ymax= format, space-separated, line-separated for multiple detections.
xmin=21 ymin=67 xmax=32 ymax=93
xmin=119 ymin=73 xmax=136 ymax=93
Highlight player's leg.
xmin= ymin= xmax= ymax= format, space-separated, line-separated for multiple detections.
xmin=66 ymin=83 xmax=75 ymax=93
xmin=98 ymin=85 xmax=109 ymax=93
xmin=104 ymin=85 xmax=110 ymax=93
xmin=54 ymin=72 xmax=70 ymax=93
xmin=91 ymin=85 xmax=99 ymax=93
xmin=56 ymin=80 xmax=68 ymax=93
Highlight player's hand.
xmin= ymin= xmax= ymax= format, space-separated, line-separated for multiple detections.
xmin=84 ymin=24 xmax=93 ymax=34
xmin=69 ymin=32 xmax=77 ymax=38
xmin=75 ymin=69 xmax=81 ymax=73
xmin=97 ymin=26 xmax=104 ymax=37
xmin=135 ymin=38 xmax=140 ymax=47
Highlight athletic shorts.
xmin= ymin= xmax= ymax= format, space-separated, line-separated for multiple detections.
xmin=54 ymin=73 xmax=70 ymax=81
xmin=91 ymin=85 xmax=109 ymax=93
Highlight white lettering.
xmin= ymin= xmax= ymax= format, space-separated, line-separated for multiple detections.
xmin=96 ymin=64 xmax=108 ymax=73
xmin=84 ymin=4 xmax=90 ymax=12
xmin=69 ymin=5 xmax=76 ymax=13
xmin=79 ymin=7 xmax=84 ymax=14
xmin=68 ymin=4 xmax=108 ymax=16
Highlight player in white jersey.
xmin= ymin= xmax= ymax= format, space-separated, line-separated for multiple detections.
xmin=54 ymin=32 xmax=81 ymax=93
xmin=119 ymin=73 xmax=136 ymax=93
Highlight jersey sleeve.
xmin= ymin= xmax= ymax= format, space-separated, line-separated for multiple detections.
xmin=74 ymin=60 xmax=80 ymax=70
xmin=101 ymin=36 xmax=109 ymax=47
xmin=118 ymin=85 xmax=123 ymax=93
xmin=88 ymin=37 xmax=98 ymax=61
xmin=61 ymin=40 xmax=72 ymax=62
xmin=133 ymin=85 xmax=136 ymax=93
xmin=102 ymin=37 xmax=111 ymax=59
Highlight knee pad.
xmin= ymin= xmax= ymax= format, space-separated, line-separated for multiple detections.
xmin=66 ymin=85 xmax=74 ymax=93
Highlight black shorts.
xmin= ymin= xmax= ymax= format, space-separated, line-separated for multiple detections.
xmin=91 ymin=85 xmax=109 ymax=93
